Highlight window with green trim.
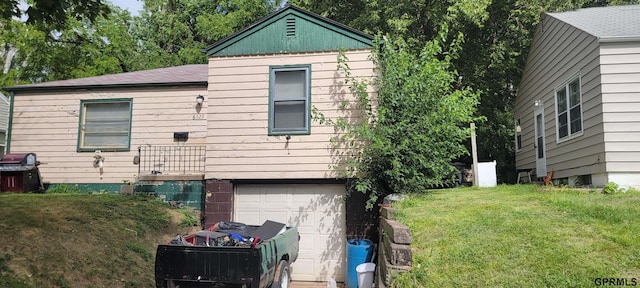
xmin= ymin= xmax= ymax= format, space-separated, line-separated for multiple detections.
xmin=269 ymin=65 xmax=311 ymax=135
xmin=78 ymin=99 xmax=132 ymax=151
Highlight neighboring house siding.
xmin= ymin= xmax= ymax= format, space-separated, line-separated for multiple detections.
xmin=0 ymin=94 xmax=9 ymax=131
xmin=515 ymin=15 xmax=606 ymax=179
xmin=600 ymin=41 xmax=640 ymax=175
xmin=0 ymin=94 xmax=9 ymax=154
xmin=206 ymin=49 xmax=374 ymax=179
xmin=9 ymin=86 xmax=207 ymax=184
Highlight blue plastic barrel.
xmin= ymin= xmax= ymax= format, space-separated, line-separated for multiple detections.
xmin=346 ymin=239 xmax=373 ymax=288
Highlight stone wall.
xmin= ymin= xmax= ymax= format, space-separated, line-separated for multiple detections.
xmin=376 ymin=206 xmax=412 ymax=287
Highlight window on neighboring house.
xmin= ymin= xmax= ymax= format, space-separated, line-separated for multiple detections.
xmin=269 ymin=65 xmax=311 ymax=135
xmin=0 ymin=129 xmax=5 ymax=156
xmin=515 ymin=118 xmax=522 ymax=151
xmin=78 ymin=99 xmax=132 ymax=151
xmin=555 ymin=75 xmax=582 ymax=141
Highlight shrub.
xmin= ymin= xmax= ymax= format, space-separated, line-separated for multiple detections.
xmin=602 ymin=182 xmax=620 ymax=194
xmin=46 ymin=183 xmax=82 ymax=194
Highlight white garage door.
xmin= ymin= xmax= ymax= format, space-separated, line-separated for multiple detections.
xmin=235 ymin=184 xmax=346 ymax=282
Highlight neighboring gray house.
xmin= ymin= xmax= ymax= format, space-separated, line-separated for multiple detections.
xmin=0 ymin=93 xmax=8 ymax=155
xmin=515 ymin=5 xmax=640 ymax=188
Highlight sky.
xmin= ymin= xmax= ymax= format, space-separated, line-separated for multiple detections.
xmin=108 ymin=0 xmax=145 ymax=16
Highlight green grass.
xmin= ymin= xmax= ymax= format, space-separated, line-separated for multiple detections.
xmin=0 ymin=193 xmax=197 ymax=288
xmin=392 ymin=185 xmax=640 ymax=287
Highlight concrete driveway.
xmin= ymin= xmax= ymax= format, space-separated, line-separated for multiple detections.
xmin=291 ymin=281 xmax=344 ymax=288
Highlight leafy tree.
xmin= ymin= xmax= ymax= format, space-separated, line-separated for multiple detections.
xmin=1 ymin=0 xmax=282 ymax=88
xmin=0 ymin=5 xmax=146 ymax=87
xmin=316 ymin=28 xmax=480 ymax=207
xmin=296 ymin=0 xmax=640 ymax=182
xmin=134 ymin=0 xmax=283 ymax=66
xmin=0 ymin=0 xmax=110 ymax=29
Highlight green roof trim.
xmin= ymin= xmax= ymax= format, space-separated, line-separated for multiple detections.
xmin=205 ymin=5 xmax=373 ymax=57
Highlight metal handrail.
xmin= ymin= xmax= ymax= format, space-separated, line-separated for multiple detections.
xmin=137 ymin=145 xmax=205 ymax=175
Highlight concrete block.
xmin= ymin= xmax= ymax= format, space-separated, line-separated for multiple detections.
xmin=378 ymin=242 xmax=411 ymax=287
xmin=120 ymin=185 xmax=134 ymax=195
xmin=380 ymin=207 xmax=396 ymax=220
xmin=381 ymin=218 xmax=412 ymax=244
xmin=382 ymin=236 xmax=412 ymax=266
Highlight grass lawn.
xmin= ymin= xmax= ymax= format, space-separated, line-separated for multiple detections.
xmin=392 ymin=185 xmax=640 ymax=287
xmin=0 ymin=193 xmax=196 ymax=288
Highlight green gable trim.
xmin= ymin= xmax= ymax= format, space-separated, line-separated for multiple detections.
xmin=205 ymin=5 xmax=373 ymax=57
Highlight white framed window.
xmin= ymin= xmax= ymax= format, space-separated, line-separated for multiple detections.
xmin=268 ymin=65 xmax=311 ymax=135
xmin=555 ymin=74 xmax=583 ymax=142
xmin=78 ymin=99 xmax=132 ymax=151
xmin=515 ymin=118 xmax=522 ymax=151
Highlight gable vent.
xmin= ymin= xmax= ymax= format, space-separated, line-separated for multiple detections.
xmin=286 ymin=18 xmax=296 ymax=37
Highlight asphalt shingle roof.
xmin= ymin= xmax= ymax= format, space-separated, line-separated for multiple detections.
xmin=548 ymin=4 xmax=640 ymax=39
xmin=6 ymin=64 xmax=208 ymax=92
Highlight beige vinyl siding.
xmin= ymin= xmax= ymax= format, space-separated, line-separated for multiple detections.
xmin=206 ymin=50 xmax=374 ymax=179
xmin=600 ymin=41 xmax=640 ymax=174
xmin=515 ymin=15 xmax=605 ymax=179
xmin=9 ymin=86 xmax=207 ymax=184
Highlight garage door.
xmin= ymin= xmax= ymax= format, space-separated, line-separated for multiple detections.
xmin=235 ymin=184 xmax=346 ymax=282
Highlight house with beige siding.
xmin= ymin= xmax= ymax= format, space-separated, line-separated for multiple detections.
xmin=4 ymin=6 xmax=375 ymax=283
xmin=515 ymin=5 xmax=640 ymax=188
xmin=5 ymin=65 xmax=208 ymax=204
xmin=202 ymin=6 xmax=374 ymax=282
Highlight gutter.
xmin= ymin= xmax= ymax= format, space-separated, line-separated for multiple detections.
xmin=5 ymin=81 xmax=208 ymax=93
xmin=598 ymin=36 xmax=640 ymax=43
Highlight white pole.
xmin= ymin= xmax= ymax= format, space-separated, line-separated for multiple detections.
xmin=471 ymin=123 xmax=479 ymax=187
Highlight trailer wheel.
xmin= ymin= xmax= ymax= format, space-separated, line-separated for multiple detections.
xmin=272 ymin=260 xmax=290 ymax=288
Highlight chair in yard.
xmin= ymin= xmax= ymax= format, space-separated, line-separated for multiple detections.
xmin=517 ymin=169 xmax=535 ymax=184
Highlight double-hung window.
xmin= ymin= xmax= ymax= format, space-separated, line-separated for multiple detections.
xmin=555 ymin=75 xmax=582 ymax=142
xmin=515 ymin=118 xmax=522 ymax=151
xmin=269 ymin=65 xmax=311 ymax=135
xmin=78 ymin=99 xmax=132 ymax=151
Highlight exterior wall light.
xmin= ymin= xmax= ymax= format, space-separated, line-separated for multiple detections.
xmin=534 ymin=100 xmax=542 ymax=107
xmin=196 ymin=95 xmax=205 ymax=104
xmin=94 ymin=150 xmax=105 ymax=168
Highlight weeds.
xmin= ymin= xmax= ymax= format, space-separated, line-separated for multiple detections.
xmin=126 ymin=242 xmax=153 ymax=261
xmin=0 ymin=254 xmax=31 ymax=288
xmin=176 ymin=208 xmax=201 ymax=227
xmin=602 ymin=182 xmax=620 ymax=194
xmin=46 ymin=183 xmax=82 ymax=194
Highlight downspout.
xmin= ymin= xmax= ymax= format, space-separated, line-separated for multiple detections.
xmin=6 ymin=91 xmax=14 ymax=153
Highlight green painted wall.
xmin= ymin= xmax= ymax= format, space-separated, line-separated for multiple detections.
xmin=45 ymin=183 xmax=123 ymax=193
xmin=208 ymin=9 xmax=372 ymax=56
xmin=134 ymin=180 xmax=204 ymax=210
xmin=43 ymin=181 xmax=204 ymax=210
